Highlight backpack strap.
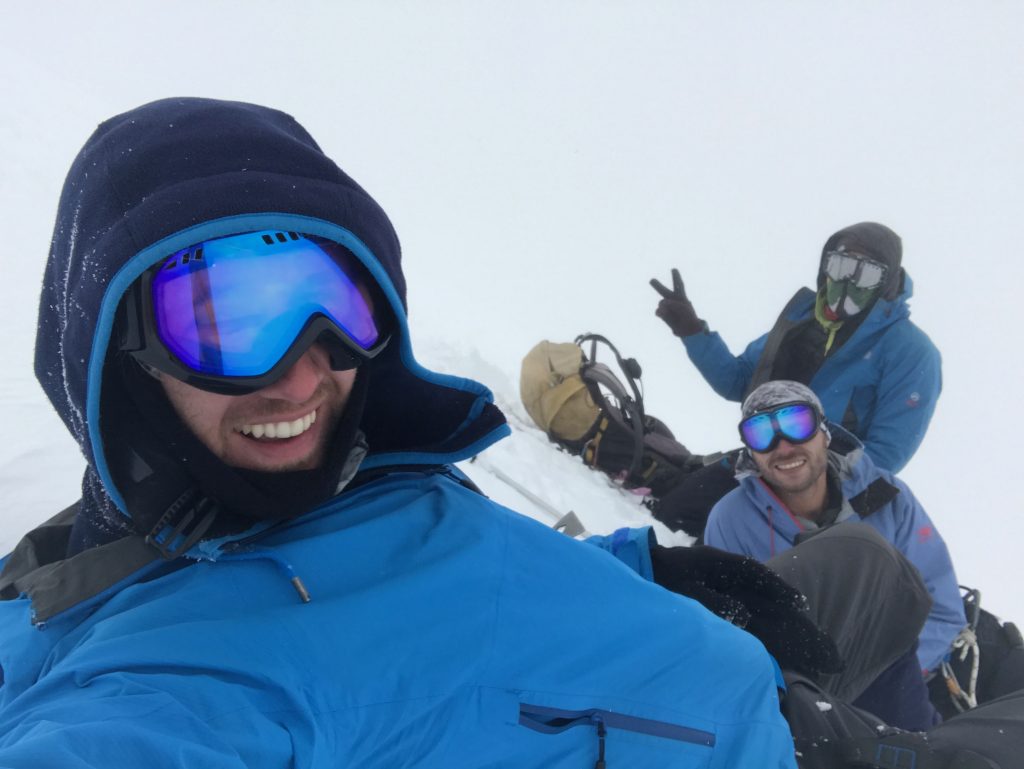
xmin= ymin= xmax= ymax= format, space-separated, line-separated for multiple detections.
xmin=575 ymin=333 xmax=645 ymax=407
xmin=848 ymin=478 xmax=901 ymax=517
xmin=573 ymin=334 xmax=652 ymax=483
xmin=745 ymin=287 xmax=817 ymax=399
xmin=578 ymin=361 xmax=646 ymax=481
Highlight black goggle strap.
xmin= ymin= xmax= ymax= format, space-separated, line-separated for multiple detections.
xmin=117 ymin=277 xmax=146 ymax=354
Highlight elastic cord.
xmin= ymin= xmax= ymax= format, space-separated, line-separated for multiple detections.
xmin=219 ymin=546 xmax=311 ymax=603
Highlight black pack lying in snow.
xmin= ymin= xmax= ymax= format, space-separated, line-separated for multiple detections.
xmin=520 ymin=334 xmax=744 ymax=540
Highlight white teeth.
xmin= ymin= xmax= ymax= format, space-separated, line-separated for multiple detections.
xmin=238 ymin=409 xmax=317 ymax=440
xmin=776 ymin=459 xmax=805 ymax=470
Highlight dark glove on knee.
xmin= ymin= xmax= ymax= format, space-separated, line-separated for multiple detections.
xmin=650 ymin=544 xmax=844 ymax=677
xmin=650 ymin=269 xmax=704 ymax=337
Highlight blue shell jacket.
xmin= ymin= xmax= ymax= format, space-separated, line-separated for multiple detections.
xmin=0 ymin=477 xmax=795 ymax=768
xmin=681 ymin=281 xmax=941 ymax=473
xmin=704 ymin=431 xmax=965 ymax=675
xmin=0 ymin=98 xmax=796 ymax=768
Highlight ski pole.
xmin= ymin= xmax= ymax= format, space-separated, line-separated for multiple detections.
xmin=469 ymin=456 xmax=590 ymax=537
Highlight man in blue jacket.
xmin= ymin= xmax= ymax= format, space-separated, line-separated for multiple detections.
xmin=0 ymin=98 xmax=802 ymax=768
xmin=704 ymin=380 xmax=967 ymax=732
xmin=652 ymin=222 xmax=941 ymax=473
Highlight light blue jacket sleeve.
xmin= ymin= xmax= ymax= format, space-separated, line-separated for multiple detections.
xmin=858 ymin=326 xmax=942 ymax=473
xmin=681 ymin=330 xmax=766 ymax=403
xmin=703 ymin=500 xmax=747 ymax=554
xmin=883 ymin=479 xmax=966 ymax=672
xmin=584 ymin=527 xmax=656 ymax=581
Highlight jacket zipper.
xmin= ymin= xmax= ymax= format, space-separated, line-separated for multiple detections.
xmin=519 ymin=703 xmax=715 ymax=768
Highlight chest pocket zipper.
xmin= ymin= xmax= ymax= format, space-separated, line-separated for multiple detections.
xmin=519 ymin=703 xmax=715 ymax=768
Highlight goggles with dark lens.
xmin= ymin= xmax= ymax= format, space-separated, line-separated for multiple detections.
xmin=822 ymin=250 xmax=887 ymax=290
xmin=120 ymin=230 xmax=391 ymax=394
xmin=738 ymin=402 xmax=821 ymax=453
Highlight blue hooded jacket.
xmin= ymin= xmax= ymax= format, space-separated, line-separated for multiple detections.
xmin=682 ymin=236 xmax=941 ymax=474
xmin=704 ymin=428 xmax=965 ymax=675
xmin=0 ymin=98 xmax=796 ymax=768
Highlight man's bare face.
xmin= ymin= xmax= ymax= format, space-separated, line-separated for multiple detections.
xmin=159 ymin=343 xmax=357 ymax=472
xmin=751 ymin=429 xmax=829 ymax=498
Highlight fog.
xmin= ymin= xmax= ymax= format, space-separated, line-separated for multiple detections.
xmin=2 ymin=2 xmax=1021 ymax=617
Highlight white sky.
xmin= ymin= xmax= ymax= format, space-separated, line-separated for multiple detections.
xmin=2 ymin=2 xmax=1022 ymax=617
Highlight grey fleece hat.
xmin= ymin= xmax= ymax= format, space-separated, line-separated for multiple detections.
xmin=742 ymin=380 xmax=825 ymax=420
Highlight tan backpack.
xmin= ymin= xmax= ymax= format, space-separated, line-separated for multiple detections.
xmin=520 ymin=341 xmax=600 ymax=441
xmin=520 ymin=334 xmax=696 ymax=495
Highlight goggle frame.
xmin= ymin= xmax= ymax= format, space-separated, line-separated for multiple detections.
xmin=822 ymin=250 xmax=888 ymax=290
xmin=118 ymin=230 xmax=392 ymax=395
xmin=738 ymin=401 xmax=822 ymax=454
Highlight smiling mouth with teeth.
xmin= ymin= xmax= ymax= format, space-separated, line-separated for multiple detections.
xmin=237 ymin=409 xmax=317 ymax=440
xmin=775 ymin=458 xmax=806 ymax=470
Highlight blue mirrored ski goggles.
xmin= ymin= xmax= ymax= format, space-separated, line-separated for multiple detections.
xmin=120 ymin=230 xmax=391 ymax=394
xmin=822 ymin=250 xmax=887 ymax=290
xmin=738 ymin=402 xmax=820 ymax=453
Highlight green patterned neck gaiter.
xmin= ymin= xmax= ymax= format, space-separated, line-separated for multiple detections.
xmin=822 ymin=276 xmax=879 ymax=321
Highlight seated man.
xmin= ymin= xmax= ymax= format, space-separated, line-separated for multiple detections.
xmin=704 ymin=380 xmax=967 ymax=729
xmin=0 ymin=97 xmax=797 ymax=768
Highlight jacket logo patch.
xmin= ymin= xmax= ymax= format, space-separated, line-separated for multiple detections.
xmin=906 ymin=391 xmax=921 ymax=408
xmin=917 ymin=525 xmax=933 ymax=543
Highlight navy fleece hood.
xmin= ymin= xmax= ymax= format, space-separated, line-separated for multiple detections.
xmin=35 ymin=97 xmax=508 ymax=524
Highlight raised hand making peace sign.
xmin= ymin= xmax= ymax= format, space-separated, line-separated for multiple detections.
xmin=650 ymin=268 xmax=704 ymax=337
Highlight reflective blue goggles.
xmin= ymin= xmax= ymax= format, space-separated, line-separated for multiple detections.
xmin=738 ymin=402 xmax=820 ymax=453
xmin=120 ymin=230 xmax=391 ymax=394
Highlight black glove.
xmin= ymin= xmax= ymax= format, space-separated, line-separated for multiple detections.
xmin=650 ymin=544 xmax=843 ymax=677
xmin=650 ymin=269 xmax=704 ymax=338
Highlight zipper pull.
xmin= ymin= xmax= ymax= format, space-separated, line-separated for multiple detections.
xmin=593 ymin=714 xmax=607 ymax=769
xmin=291 ymin=575 xmax=311 ymax=603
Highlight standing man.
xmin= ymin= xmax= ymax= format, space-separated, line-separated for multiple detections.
xmin=0 ymin=98 xmax=797 ymax=768
xmin=652 ymin=222 xmax=941 ymax=472
xmin=704 ymin=381 xmax=966 ymax=729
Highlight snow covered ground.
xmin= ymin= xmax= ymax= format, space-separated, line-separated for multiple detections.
xmin=1 ymin=4 xmax=1022 ymax=625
